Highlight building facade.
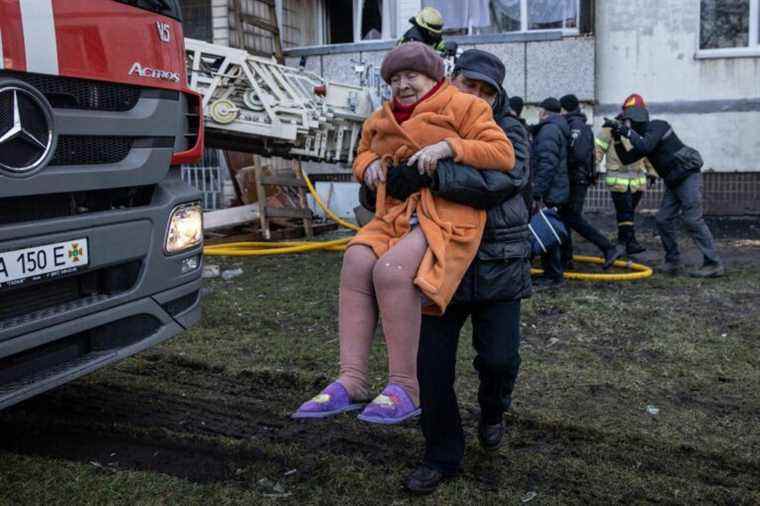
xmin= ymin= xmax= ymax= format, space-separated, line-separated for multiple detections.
xmin=185 ymin=0 xmax=760 ymax=215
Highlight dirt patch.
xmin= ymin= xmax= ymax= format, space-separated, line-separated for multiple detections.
xmin=0 ymin=352 xmax=420 ymax=486
xmin=0 ymin=427 xmax=256 ymax=484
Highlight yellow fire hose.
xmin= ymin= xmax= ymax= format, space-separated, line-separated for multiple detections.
xmin=204 ymin=168 xmax=653 ymax=281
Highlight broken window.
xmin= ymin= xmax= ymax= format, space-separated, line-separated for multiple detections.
xmin=436 ymin=0 xmax=582 ymax=35
xmin=528 ymin=0 xmax=577 ymax=30
xmin=488 ymin=0 xmax=522 ymax=33
xmin=327 ymin=0 xmax=354 ymax=43
xmin=361 ymin=0 xmax=383 ymax=40
xmin=700 ymin=0 xmax=750 ymax=49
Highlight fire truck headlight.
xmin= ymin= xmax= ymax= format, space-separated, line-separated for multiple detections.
xmin=165 ymin=203 xmax=203 ymax=254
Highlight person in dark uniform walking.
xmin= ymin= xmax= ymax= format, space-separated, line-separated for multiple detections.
xmin=530 ymin=97 xmax=570 ymax=289
xmin=559 ymin=94 xmax=625 ymax=270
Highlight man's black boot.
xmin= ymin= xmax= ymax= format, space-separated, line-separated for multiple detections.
xmin=621 ymin=224 xmax=646 ymax=255
xmin=626 ymin=237 xmax=646 ymax=255
xmin=602 ymin=244 xmax=625 ymax=270
xmin=478 ymin=419 xmax=505 ymax=452
xmin=405 ymin=464 xmax=452 ymax=495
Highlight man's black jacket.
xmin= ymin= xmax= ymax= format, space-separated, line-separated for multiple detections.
xmin=386 ymin=91 xmax=532 ymax=303
xmin=530 ymin=113 xmax=570 ymax=205
xmin=564 ymin=109 xmax=594 ymax=186
xmin=614 ymin=119 xmax=697 ymax=188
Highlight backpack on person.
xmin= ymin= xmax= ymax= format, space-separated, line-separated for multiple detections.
xmin=566 ymin=118 xmax=596 ymax=184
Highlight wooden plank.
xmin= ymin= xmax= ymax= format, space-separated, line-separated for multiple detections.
xmin=203 ymin=203 xmax=260 ymax=231
xmin=264 ymin=207 xmax=313 ymax=219
xmin=239 ymin=13 xmax=278 ymax=33
xmin=253 ymin=159 xmax=271 ymax=240
xmin=292 ymin=159 xmax=313 ymax=238
xmin=268 ymin=1 xmax=283 ymax=63
xmin=258 ymin=175 xmax=307 ymax=187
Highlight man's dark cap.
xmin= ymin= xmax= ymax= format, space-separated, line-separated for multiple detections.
xmin=622 ymin=106 xmax=650 ymax=123
xmin=540 ymin=97 xmax=561 ymax=113
xmin=509 ymin=96 xmax=524 ymax=116
xmin=453 ymin=49 xmax=505 ymax=93
xmin=560 ymin=94 xmax=580 ymax=112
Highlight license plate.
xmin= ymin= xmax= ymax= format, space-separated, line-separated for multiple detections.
xmin=0 ymin=238 xmax=89 ymax=290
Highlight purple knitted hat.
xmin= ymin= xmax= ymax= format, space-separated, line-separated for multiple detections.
xmin=380 ymin=42 xmax=445 ymax=84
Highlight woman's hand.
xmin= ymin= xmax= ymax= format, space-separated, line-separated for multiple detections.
xmin=363 ymin=159 xmax=384 ymax=190
xmin=407 ymin=141 xmax=453 ymax=176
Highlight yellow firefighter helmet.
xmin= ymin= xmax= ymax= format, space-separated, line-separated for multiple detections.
xmin=414 ymin=7 xmax=444 ymax=34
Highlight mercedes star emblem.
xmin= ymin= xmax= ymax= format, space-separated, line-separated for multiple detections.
xmin=0 ymin=83 xmax=55 ymax=174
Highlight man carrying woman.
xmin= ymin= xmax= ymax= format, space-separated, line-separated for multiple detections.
xmin=396 ymin=49 xmax=532 ymax=494
xmin=292 ymin=43 xmax=515 ymax=424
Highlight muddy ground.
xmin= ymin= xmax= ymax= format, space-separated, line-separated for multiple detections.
xmin=1 ymin=215 xmax=759 ymax=505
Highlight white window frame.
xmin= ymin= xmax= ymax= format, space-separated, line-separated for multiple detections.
xmin=354 ymin=0 xmax=396 ymax=43
xmin=695 ymin=0 xmax=760 ymax=59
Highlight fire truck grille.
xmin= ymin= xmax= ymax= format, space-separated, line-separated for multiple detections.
xmin=1 ymin=70 xmax=142 ymax=111
xmin=51 ymin=136 xmax=134 ymax=166
xmin=49 ymin=136 xmax=174 ymax=166
xmin=0 ymin=186 xmax=155 ymax=226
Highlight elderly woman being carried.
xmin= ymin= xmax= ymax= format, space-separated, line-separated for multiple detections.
xmin=293 ymin=42 xmax=515 ymax=424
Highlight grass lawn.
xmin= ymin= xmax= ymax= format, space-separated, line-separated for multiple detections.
xmin=1 ymin=229 xmax=759 ymax=505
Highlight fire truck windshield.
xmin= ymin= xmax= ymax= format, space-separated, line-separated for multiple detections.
xmin=113 ymin=0 xmax=182 ymax=20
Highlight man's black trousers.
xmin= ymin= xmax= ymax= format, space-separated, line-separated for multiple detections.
xmin=559 ymin=183 xmax=613 ymax=264
xmin=418 ymin=300 xmax=521 ymax=475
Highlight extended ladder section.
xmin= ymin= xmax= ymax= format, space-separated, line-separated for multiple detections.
xmin=186 ymin=39 xmax=373 ymax=163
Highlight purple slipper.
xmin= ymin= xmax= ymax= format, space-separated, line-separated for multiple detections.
xmin=357 ymin=384 xmax=421 ymax=425
xmin=291 ymin=382 xmax=367 ymax=419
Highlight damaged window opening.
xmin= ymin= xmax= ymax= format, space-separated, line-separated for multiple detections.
xmin=327 ymin=0 xmax=354 ymax=44
xmin=361 ymin=0 xmax=383 ymax=40
xmin=422 ymin=0 xmax=580 ymax=36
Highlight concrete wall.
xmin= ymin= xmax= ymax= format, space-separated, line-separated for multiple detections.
xmin=284 ymin=35 xmax=596 ymax=103
xmin=596 ymin=0 xmax=760 ymax=172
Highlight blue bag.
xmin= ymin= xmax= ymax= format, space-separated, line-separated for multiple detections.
xmin=529 ymin=208 xmax=568 ymax=257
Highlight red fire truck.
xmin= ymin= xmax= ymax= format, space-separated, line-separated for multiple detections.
xmin=0 ymin=0 xmax=204 ymax=408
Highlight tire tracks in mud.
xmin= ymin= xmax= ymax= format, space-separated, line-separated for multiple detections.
xmin=0 ymin=352 xmax=420 ymax=486
xmin=1 ymin=351 xmax=758 ymax=498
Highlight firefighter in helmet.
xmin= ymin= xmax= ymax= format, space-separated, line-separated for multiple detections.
xmin=594 ymin=93 xmax=656 ymax=255
xmin=399 ymin=7 xmax=447 ymax=54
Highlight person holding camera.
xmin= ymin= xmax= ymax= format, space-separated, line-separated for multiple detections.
xmin=607 ymin=107 xmax=724 ymax=277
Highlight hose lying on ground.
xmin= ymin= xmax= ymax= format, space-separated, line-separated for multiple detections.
xmin=204 ymin=169 xmax=653 ymax=281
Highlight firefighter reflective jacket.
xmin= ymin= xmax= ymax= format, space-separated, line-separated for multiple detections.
xmin=595 ymin=127 xmax=655 ymax=192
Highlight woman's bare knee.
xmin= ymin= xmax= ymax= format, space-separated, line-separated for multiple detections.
xmin=341 ymin=245 xmax=377 ymax=289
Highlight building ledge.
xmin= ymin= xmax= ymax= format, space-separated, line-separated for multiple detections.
xmin=695 ymin=47 xmax=760 ymax=60
xmin=283 ymin=31 xmax=570 ymax=57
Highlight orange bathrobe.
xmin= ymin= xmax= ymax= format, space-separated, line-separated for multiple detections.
xmin=351 ymin=81 xmax=515 ymax=315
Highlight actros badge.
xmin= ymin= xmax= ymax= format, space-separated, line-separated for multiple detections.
xmin=128 ymin=62 xmax=180 ymax=82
